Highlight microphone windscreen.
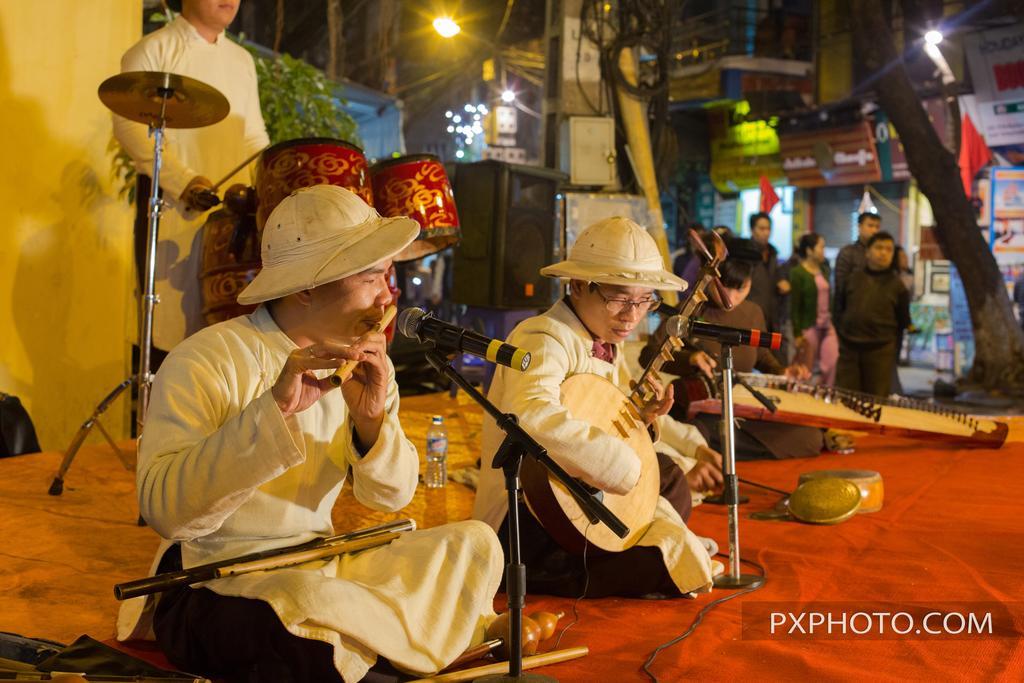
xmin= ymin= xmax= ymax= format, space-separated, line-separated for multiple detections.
xmin=665 ymin=315 xmax=687 ymax=338
xmin=396 ymin=307 xmax=427 ymax=339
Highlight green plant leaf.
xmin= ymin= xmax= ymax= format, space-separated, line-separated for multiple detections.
xmin=250 ymin=47 xmax=362 ymax=148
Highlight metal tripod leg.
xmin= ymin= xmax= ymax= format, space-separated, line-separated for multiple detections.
xmin=49 ymin=84 xmax=169 ymax=523
xmin=48 ymin=379 xmax=133 ymax=496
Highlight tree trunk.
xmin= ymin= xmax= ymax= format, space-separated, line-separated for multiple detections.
xmin=273 ymin=0 xmax=285 ymax=54
xmin=380 ymin=0 xmax=400 ymax=94
xmin=850 ymin=0 xmax=1024 ymax=391
xmin=326 ymin=0 xmax=344 ymax=81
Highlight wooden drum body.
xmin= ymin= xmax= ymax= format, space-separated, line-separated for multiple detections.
xmin=370 ymin=154 xmax=460 ymax=262
xmin=199 ymin=184 xmax=260 ymax=325
xmin=255 ymin=137 xmax=373 ymax=230
xmin=201 ymin=139 xmax=373 ymax=327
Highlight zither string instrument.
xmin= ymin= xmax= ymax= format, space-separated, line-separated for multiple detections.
xmin=685 ymin=373 xmax=1007 ymax=448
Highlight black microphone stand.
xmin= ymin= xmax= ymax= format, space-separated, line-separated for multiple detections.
xmin=424 ymin=350 xmax=627 ymax=682
xmin=712 ymin=344 xmax=765 ymax=590
xmin=688 ymin=338 xmax=775 ymax=509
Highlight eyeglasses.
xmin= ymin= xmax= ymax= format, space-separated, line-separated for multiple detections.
xmin=589 ymin=283 xmax=661 ymax=315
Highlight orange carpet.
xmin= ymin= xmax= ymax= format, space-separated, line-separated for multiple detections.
xmin=1 ymin=396 xmax=1022 ymax=681
xmin=521 ymin=432 xmax=1024 ymax=681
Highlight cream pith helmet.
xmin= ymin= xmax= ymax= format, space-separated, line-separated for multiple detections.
xmin=540 ymin=216 xmax=687 ymax=291
xmin=237 ymin=185 xmax=419 ymax=305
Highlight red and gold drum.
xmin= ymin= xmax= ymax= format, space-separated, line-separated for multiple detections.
xmin=370 ymin=154 xmax=460 ymax=261
xmin=255 ymin=137 xmax=373 ymax=230
xmin=200 ymin=185 xmax=261 ymax=325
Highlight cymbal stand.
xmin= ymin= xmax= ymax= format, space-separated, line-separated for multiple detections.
xmin=137 ymin=83 xmax=170 ymax=430
xmin=49 ymin=78 xmax=172 ymax=497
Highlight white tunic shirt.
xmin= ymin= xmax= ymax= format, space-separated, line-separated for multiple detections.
xmin=474 ymin=300 xmax=714 ymax=594
xmin=114 ymin=16 xmax=269 ymax=349
xmin=118 ymin=307 xmax=503 ymax=681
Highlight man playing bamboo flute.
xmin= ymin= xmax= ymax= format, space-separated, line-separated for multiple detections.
xmin=117 ymin=185 xmax=503 ymax=683
xmin=473 ymin=217 xmax=722 ymax=599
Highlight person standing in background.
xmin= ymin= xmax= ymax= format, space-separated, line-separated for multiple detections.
xmin=746 ymin=212 xmax=790 ymax=362
xmin=777 ymin=248 xmax=800 ymax=364
xmin=833 ymin=211 xmax=882 ymax=306
xmin=834 ymin=232 xmax=911 ymax=396
xmin=789 ymin=233 xmax=838 ymax=386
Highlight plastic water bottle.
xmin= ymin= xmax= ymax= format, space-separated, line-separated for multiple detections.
xmin=425 ymin=415 xmax=448 ymax=488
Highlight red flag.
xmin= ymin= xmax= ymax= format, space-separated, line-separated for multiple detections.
xmin=959 ymin=112 xmax=990 ymax=196
xmin=759 ymin=175 xmax=780 ymax=213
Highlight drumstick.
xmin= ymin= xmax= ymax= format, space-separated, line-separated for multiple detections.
xmin=212 ymin=146 xmax=268 ymax=190
xmin=328 ymin=305 xmax=397 ymax=387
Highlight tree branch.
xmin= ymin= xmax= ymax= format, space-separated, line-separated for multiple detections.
xmin=851 ymin=0 xmax=1024 ymax=388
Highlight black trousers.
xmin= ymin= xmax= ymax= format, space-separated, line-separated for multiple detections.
xmin=152 ymin=546 xmax=403 ymax=683
xmin=497 ymin=452 xmax=692 ymax=599
xmin=837 ymin=339 xmax=897 ymax=397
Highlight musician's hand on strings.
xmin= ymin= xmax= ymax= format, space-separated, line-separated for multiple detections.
xmin=686 ymin=461 xmax=724 ymax=493
xmin=688 ymin=350 xmax=717 ymax=379
xmin=695 ymin=444 xmax=723 ymax=470
xmin=634 ymin=378 xmax=674 ymax=425
xmin=180 ymin=175 xmax=219 ymax=212
xmin=272 ymin=342 xmax=369 ymax=417
xmin=339 ymin=330 xmax=390 ymax=449
xmin=784 ymin=363 xmax=811 ymax=381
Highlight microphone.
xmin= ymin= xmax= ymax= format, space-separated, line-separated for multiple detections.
xmin=668 ymin=316 xmax=781 ymax=351
xmin=397 ymin=308 xmax=532 ymax=372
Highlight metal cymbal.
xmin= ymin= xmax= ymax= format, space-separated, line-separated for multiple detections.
xmin=98 ymin=71 xmax=229 ymax=129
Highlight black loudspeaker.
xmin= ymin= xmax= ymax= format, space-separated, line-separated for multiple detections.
xmin=451 ymin=161 xmax=567 ymax=309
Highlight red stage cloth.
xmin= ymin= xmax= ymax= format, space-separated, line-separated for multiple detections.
xmin=94 ymin=431 xmax=1024 ymax=681
xmin=515 ymin=434 xmax=1024 ymax=681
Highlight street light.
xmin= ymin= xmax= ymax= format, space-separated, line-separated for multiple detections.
xmin=433 ymin=16 xmax=461 ymax=38
xmin=923 ymin=28 xmax=954 ymax=85
xmin=501 ymin=89 xmax=516 ymax=103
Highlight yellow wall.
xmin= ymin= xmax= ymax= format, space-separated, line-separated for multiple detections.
xmin=0 ymin=1 xmax=140 ymax=450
